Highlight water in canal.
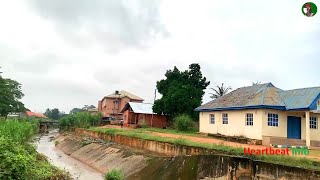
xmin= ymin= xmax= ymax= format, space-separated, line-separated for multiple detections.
xmin=36 ymin=130 xmax=104 ymax=180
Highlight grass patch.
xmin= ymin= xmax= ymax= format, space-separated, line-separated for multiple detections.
xmin=105 ymin=169 xmax=125 ymax=180
xmin=89 ymin=127 xmax=320 ymax=171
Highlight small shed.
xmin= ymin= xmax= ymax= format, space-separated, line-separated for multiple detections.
xmin=120 ymin=102 xmax=168 ymax=128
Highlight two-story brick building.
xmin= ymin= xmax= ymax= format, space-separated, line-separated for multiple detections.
xmin=98 ymin=90 xmax=144 ymax=120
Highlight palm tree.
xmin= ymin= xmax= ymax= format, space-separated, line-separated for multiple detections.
xmin=252 ymin=81 xmax=261 ymax=86
xmin=209 ymin=83 xmax=232 ymax=99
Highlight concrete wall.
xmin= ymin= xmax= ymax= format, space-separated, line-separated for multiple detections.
xmin=199 ymin=110 xmax=263 ymax=140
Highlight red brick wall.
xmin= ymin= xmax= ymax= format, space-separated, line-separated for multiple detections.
xmin=122 ymin=110 xmax=168 ymax=128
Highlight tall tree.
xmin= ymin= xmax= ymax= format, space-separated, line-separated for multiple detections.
xmin=153 ymin=63 xmax=210 ymax=119
xmin=0 ymin=74 xmax=25 ymax=118
xmin=70 ymin=108 xmax=82 ymax=114
xmin=44 ymin=108 xmax=61 ymax=120
xmin=209 ymin=83 xmax=232 ymax=99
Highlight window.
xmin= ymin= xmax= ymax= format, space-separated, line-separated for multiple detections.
xmin=246 ymin=113 xmax=253 ymax=126
xmin=222 ymin=113 xmax=228 ymax=124
xmin=267 ymin=113 xmax=278 ymax=127
xmin=310 ymin=117 xmax=317 ymax=129
xmin=210 ymin=114 xmax=215 ymax=124
xmin=124 ymin=115 xmax=127 ymax=121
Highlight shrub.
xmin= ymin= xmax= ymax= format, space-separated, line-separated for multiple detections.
xmin=0 ymin=120 xmax=72 ymax=180
xmin=59 ymin=112 xmax=102 ymax=131
xmin=174 ymin=114 xmax=193 ymax=131
xmin=105 ymin=169 xmax=125 ymax=180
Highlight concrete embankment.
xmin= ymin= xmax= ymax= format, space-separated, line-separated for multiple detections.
xmin=70 ymin=128 xmax=320 ymax=180
xmin=55 ymin=133 xmax=153 ymax=177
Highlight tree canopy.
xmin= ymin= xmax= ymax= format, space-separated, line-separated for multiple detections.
xmin=44 ymin=108 xmax=62 ymax=120
xmin=153 ymin=63 xmax=210 ymax=119
xmin=0 ymin=73 xmax=26 ymax=117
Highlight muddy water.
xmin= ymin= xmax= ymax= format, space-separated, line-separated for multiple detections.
xmin=36 ymin=130 xmax=104 ymax=180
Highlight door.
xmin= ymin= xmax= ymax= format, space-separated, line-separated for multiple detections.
xmin=287 ymin=116 xmax=301 ymax=139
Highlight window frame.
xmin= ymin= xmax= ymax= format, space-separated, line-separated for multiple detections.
xmin=310 ymin=116 xmax=317 ymax=129
xmin=267 ymin=113 xmax=279 ymax=127
xmin=246 ymin=113 xmax=254 ymax=126
xmin=222 ymin=113 xmax=228 ymax=124
xmin=209 ymin=114 xmax=215 ymax=124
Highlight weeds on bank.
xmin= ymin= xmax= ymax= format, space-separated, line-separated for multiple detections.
xmin=0 ymin=119 xmax=72 ymax=180
xmin=105 ymin=169 xmax=125 ymax=180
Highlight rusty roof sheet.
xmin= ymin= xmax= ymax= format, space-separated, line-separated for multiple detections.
xmin=105 ymin=90 xmax=144 ymax=101
xmin=196 ymin=83 xmax=320 ymax=111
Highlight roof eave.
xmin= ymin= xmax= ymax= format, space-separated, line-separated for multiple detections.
xmin=195 ymin=105 xmax=286 ymax=112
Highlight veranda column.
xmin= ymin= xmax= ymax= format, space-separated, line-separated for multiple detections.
xmin=306 ymin=111 xmax=311 ymax=147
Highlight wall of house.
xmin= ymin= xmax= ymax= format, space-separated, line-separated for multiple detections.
xmin=100 ymin=97 xmax=143 ymax=118
xmin=200 ymin=109 xmax=320 ymax=142
xmin=122 ymin=110 xmax=167 ymax=128
xmin=199 ymin=110 xmax=263 ymax=140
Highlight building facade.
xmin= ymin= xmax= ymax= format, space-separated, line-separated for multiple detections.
xmin=196 ymin=83 xmax=320 ymax=147
xmin=98 ymin=90 xmax=144 ymax=120
xmin=121 ymin=102 xmax=168 ymax=128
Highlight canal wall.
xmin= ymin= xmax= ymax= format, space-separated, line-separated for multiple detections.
xmin=75 ymin=128 xmax=218 ymax=156
xmin=55 ymin=134 xmax=151 ymax=177
xmin=72 ymin=128 xmax=320 ymax=180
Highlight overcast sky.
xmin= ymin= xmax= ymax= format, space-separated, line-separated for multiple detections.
xmin=0 ymin=0 xmax=319 ymax=113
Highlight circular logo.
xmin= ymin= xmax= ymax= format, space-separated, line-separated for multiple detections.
xmin=302 ymin=2 xmax=317 ymax=17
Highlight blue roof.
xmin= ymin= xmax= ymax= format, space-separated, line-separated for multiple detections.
xmin=196 ymin=83 xmax=320 ymax=111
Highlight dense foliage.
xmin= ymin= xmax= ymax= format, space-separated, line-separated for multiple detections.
xmin=153 ymin=63 xmax=210 ymax=120
xmin=0 ymin=74 xmax=25 ymax=118
xmin=105 ymin=169 xmax=125 ymax=180
xmin=174 ymin=114 xmax=193 ymax=131
xmin=44 ymin=108 xmax=66 ymax=120
xmin=0 ymin=120 xmax=71 ymax=179
xmin=59 ymin=112 xmax=102 ymax=130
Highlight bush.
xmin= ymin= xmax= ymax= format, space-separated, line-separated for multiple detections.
xmin=105 ymin=169 xmax=125 ymax=180
xmin=59 ymin=112 xmax=102 ymax=131
xmin=0 ymin=120 xmax=72 ymax=180
xmin=174 ymin=114 xmax=193 ymax=131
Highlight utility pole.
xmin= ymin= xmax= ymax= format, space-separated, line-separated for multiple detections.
xmin=151 ymin=88 xmax=156 ymax=127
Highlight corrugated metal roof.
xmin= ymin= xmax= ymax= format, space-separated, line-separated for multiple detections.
xmin=105 ymin=90 xmax=144 ymax=101
xmin=196 ymin=83 xmax=320 ymax=111
xmin=279 ymin=87 xmax=320 ymax=109
xmin=123 ymin=102 xmax=155 ymax=114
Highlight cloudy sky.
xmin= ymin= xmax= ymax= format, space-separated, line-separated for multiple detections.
xmin=0 ymin=0 xmax=319 ymax=113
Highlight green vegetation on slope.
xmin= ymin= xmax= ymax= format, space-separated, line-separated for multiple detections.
xmin=89 ymin=127 xmax=320 ymax=171
xmin=0 ymin=119 xmax=71 ymax=180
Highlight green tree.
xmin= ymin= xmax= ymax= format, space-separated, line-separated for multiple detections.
xmin=0 ymin=74 xmax=25 ymax=118
xmin=44 ymin=108 xmax=61 ymax=120
xmin=69 ymin=108 xmax=82 ymax=114
xmin=153 ymin=63 xmax=210 ymax=119
xmin=209 ymin=83 xmax=231 ymax=99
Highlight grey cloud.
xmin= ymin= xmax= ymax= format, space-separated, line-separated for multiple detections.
xmin=29 ymin=0 xmax=168 ymax=52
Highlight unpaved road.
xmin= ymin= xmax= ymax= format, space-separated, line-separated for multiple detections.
xmin=36 ymin=130 xmax=104 ymax=180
